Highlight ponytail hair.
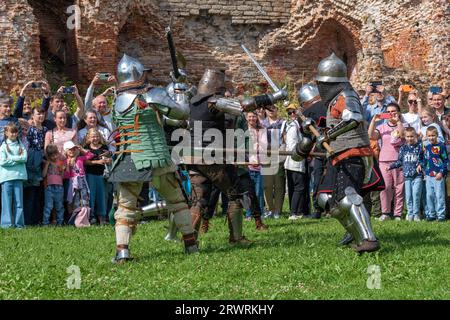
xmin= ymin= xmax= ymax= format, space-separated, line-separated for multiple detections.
xmin=3 ymin=122 xmax=23 ymax=155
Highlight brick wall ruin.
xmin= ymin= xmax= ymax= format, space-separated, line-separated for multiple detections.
xmin=0 ymin=0 xmax=448 ymax=99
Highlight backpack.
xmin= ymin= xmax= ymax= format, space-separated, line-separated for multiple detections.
xmin=68 ymin=206 xmax=91 ymax=228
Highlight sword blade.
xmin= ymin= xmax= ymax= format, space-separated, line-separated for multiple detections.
xmin=241 ymin=44 xmax=279 ymax=92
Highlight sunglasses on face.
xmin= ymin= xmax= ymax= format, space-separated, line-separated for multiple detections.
xmin=408 ymin=100 xmax=418 ymax=104
xmin=287 ymin=111 xmax=295 ymax=115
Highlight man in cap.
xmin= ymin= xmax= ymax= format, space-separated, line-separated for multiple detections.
xmin=109 ymin=54 xmax=199 ymax=263
xmin=293 ymin=53 xmax=380 ymax=253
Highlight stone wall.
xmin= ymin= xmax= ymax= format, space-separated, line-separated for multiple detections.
xmin=0 ymin=0 xmax=448 ymax=100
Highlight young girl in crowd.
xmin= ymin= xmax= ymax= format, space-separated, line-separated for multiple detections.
xmin=42 ymin=144 xmax=65 ymax=226
xmin=387 ymin=127 xmax=423 ymax=221
xmin=0 ymin=123 xmax=28 ymax=228
xmin=418 ymin=126 xmax=448 ymax=222
xmin=23 ymin=108 xmax=48 ymax=225
xmin=84 ymin=128 xmax=112 ymax=225
xmin=63 ymin=141 xmax=94 ymax=218
xmin=245 ymin=111 xmax=267 ymax=220
xmin=419 ymin=108 xmax=445 ymax=146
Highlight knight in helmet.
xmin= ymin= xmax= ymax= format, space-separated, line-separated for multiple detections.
xmin=186 ymin=69 xmax=286 ymax=245
xmin=109 ymin=54 xmax=199 ymax=263
xmin=296 ymin=83 xmax=328 ymax=219
xmin=293 ymin=53 xmax=381 ymax=253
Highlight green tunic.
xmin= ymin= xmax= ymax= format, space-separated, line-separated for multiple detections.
xmin=110 ymin=95 xmax=173 ymax=182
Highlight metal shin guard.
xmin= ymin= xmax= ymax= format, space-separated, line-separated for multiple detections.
xmin=164 ymin=212 xmax=179 ymax=241
xmin=227 ymin=201 xmax=243 ymax=241
xmin=331 ymin=187 xmax=377 ymax=245
xmin=318 ymin=193 xmax=332 ymax=211
xmin=112 ymin=249 xmax=133 ymax=264
xmin=174 ymin=207 xmax=196 ymax=236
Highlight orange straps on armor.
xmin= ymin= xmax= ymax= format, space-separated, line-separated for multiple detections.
xmin=117 ymin=125 xmax=135 ymax=131
xmin=114 ymin=149 xmax=144 ymax=154
xmin=117 ymin=132 xmax=139 ymax=138
xmin=116 ymin=218 xmax=140 ymax=227
xmin=331 ymin=147 xmax=373 ymax=166
xmin=115 ymin=140 xmax=142 ymax=146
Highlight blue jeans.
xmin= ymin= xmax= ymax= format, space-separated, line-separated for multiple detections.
xmin=1 ymin=180 xmax=24 ymax=228
xmin=404 ymin=177 xmax=423 ymax=218
xmin=86 ymin=174 xmax=106 ymax=218
xmin=425 ymin=176 xmax=446 ymax=220
xmin=43 ymin=185 xmax=64 ymax=225
xmin=246 ymin=170 xmax=264 ymax=218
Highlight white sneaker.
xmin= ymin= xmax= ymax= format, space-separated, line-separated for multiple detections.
xmin=288 ymin=215 xmax=299 ymax=220
xmin=264 ymin=211 xmax=273 ymax=219
xmin=378 ymin=214 xmax=391 ymax=221
xmin=406 ymin=215 xmax=414 ymax=222
xmin=414 ymin=216 xmax=422 ymax=222
xmin=274 ymin=213 xmax=280 ymax=219
xmin=394 ymin=216 xmax=402 ymax=221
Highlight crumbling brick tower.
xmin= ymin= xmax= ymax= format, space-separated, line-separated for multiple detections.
xmin=1 ymin=0 xmax=448 ymax=97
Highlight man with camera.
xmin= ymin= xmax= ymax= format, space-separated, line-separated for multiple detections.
xmin=85 ymin=73 xmax=117 ymax=133
xmin=362 ymin=82 xmax=396 ymax=123
xmin=46 ymin=85 xmax=85 ymax=130
xmin=14 ymin=80 xmax=51 ymax=121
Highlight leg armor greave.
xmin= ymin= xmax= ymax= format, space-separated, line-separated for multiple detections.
xmin=227 ymin=200 xmax=243 ymax=241
xmin=164 ymin=212 xmax=179 ymax=241
xmin=318 ymin=193 xmax=332 ymax=211
xmin=331 ymin=187 xmax=377 ymax=245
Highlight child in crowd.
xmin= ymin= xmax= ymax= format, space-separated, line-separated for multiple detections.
xmin=42 ymin=144 xmax=65 ymax=226
xmin=363 ymin=127 xmax=383 ymax=217
xmin=442 ymin=115 xmax=450 ymax=218
xmin=84 ymin=128 xmax=112 ymax=225
xmin=418 ymin=126 xmax=448 ymax=222
xmin=387 ymin=127 xmax=423 ymax=221
xmin=24 ymin=107 xmax=48 ymax=225
xmin=419 ymin=108 xmax=445 ymax=146
xmin=63 ymin=141 xmax=94 ymax=218
xmin=0 ymin=123 xmax=27 ymax=228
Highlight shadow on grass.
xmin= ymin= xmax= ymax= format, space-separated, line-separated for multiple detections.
xmin=262 ymin=219 xmax=331 ymax=229
xmin=376 ymin=229 xmax=450 ymax=254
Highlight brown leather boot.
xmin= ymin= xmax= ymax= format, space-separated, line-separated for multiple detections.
xmin=255 ymin=217 xmax=268 ymax=231
xmin=200 ymin=219 xmax=210 ymax=234
xmin=183 ymin=233 xmax=200 ymax=254
xmin=352 ymin=240 xmax=380 ymax=254
xmin=229 ymin=235 xmax=252 ymax=246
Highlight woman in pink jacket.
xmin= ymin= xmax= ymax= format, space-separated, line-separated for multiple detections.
xmin=368 ymin=102 xmax=405 ymax=220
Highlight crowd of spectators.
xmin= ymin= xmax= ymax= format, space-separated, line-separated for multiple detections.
xmin=0 ymin=75 xmax=448 ymax=228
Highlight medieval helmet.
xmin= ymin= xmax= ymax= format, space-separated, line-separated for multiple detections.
xmin=298 ymin=83 xmax=320 ymax=107
xmin=197 ymin=69 xmax=226 ymax=95
xmin=315 ymin=53 xmax=349 ymax=83
xmin=117 ymin=54 xmax=151 ymax=87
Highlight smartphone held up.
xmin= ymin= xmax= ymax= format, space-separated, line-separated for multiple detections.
xmin=98 ymin=73 xmax=111 ymax=81
xmin=31 ymin=82 xmax=42 ymax=89
xmin=379 ymin=113 xmax=392 ymax=120
xmin=63 ymin=86 xmax=75 ymax=94
xmin=401 ymin=84 xmax=414 ymax=92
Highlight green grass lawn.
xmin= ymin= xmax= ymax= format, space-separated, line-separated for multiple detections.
xmin=1 ymin=215 xmax=450 ymax=300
